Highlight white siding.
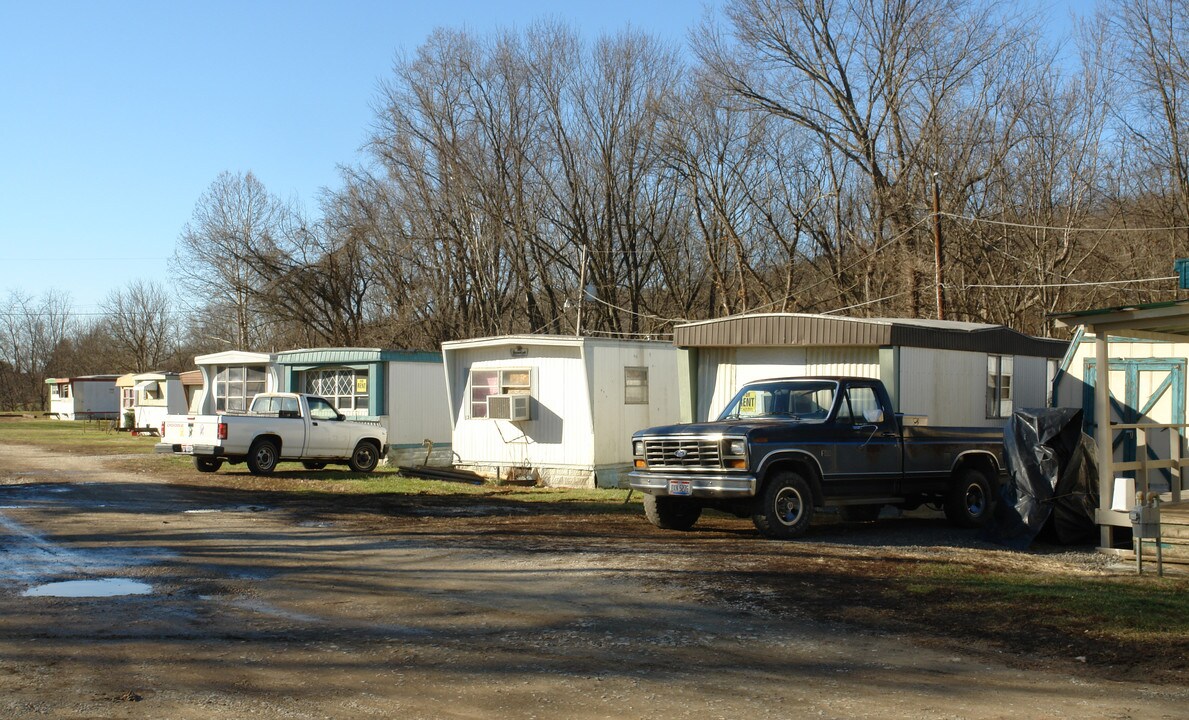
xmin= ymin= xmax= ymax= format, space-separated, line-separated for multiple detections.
xmin=449 ymin=344 xmax=595 ymax=472
xmin=1013 ymin=355 xmax=1048 ymax=412
xmin=589 ymin=343 xmax=680 ymax=468
xmin=383 ymin=361 xmax=452 ymax=447
xmin=698 ymin=346 xmax=879 ymax=421
xmin=898 ymin=348 xmax=993 ymax=426
xmin=1056 ymin=336 xmax=1189 ymax=419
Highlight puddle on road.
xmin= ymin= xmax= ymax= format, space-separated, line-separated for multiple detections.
xmin=22 ymin=578 xmax=153 ymax=598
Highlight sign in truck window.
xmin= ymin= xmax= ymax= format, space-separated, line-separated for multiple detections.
xmin=719 ymin=380 xmax=837 ymax=423
xmin=739 ymin=391 xmax=759 ymax=417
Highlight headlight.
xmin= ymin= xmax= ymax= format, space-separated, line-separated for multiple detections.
xmin=727 ymin=440 xmax=746 ymax=456
xmin=633 ymin=440 xmax=644 ymax=456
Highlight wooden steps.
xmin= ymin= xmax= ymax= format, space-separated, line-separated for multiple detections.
xmin=1135 ymin=501 xmax=1189 ymax=568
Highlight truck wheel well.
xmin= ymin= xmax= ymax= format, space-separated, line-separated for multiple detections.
xmin=953 ymin=454 xmax=999 ymax=484
xmin=254 ymin=434 xmax=284 ymax=456
xmin=762 ymin=458 xmax=822 ymax=506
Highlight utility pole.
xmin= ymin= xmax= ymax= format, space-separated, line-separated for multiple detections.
xmin=575 ymin=245 xmax=588 ymax=337
xmin=932 ymin=173 xmax=945 ymax=320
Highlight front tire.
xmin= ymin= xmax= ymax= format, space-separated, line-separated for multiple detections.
xmin=347 ymin=441 xmax=380 ymax=473
xmin=194 ymin=456 xmax=222 ymax=473
xmin=945 ymin=467 xmax=993 ymax=528
xmin=247 ymin=439 xmax=279 ymax=476
xmin=752 ymin=471 xmax=815 ymax=539
xmin=643 ymin=493 xmax=702 ymax=530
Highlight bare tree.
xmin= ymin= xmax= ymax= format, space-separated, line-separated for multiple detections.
xmin=173 ymin=171 xmax=288 ymax=348
xmin=0 ymin=290 xmax=74 ymax=410
xmin=696 ymin=0 xmax=1047 ymax=317
xmin=101 ymin=280 xmax=175 ymax=373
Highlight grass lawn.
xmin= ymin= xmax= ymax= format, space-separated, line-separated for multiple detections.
xmin=0 ymin=417 xmax=635 ymax=506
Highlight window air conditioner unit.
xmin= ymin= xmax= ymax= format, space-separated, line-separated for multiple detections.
xmin=487 ymin=393 xmax=531 ymax=421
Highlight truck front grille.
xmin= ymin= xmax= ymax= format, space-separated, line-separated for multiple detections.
xmin=644 ymin=438 xmax=722 ymax=469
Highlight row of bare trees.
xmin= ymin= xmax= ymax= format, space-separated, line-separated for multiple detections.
xmin=0 ymin=282 xmax=178 ymax=411
xmin=165 ymin=1 xmax=1189 ymax=354
xmin=8 ymin=1 xmax=1189 ymax=407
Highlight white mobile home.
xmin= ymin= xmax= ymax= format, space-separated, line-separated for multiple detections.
xmin=192 ymin=350 xmax=281 ymax=414
xmin=442 ymin=335 xmax=680 ymax=488
xmin=128 ymin=372 xmax=188 ymax=433
xmin=674 ymin=314 xmax=1068 ymax=426
xmin=274 ymin=348 xmax=452 ymax=466
xmin=44 ymin=375 xmax=120 ymax=420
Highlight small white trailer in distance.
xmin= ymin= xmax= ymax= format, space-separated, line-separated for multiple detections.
xmin=155 ymin=392 xmax=388 ymax=475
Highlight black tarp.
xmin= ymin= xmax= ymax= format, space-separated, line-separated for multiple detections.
xmin=984 ymin=407 xmax=1100 ymax=549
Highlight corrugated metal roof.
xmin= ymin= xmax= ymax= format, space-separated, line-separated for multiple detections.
xmin=674 ymin=313 xmax=1067 ymax=358
xmin=275 ymin=347 xmax=442 ymax=365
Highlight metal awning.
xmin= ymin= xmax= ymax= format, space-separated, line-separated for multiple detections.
xmin=1051 ymin=298 xmax=1189 ymax=343
xmin=133 ymin=380 xmax=159 ymax=393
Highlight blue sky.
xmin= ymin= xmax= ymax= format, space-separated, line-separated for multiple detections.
xmin=0 ymin=1 xmax=1093 ymax=318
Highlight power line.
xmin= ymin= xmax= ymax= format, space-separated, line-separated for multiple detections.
xmin=947 ymin=276 xmax=1177 ymax=289
xmin=940 ymin=212 xmax=1189 ymax=233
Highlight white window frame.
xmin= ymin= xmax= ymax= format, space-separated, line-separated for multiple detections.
xmin=468 ymin=367 xmax=531 ymax=418
xmin=304 ymin=367 xmax=369 ymax=414
xmin=214 ymin=365 xmax=268 ymax=413
xmin=986 ymin=355 xmax=1014 ymax=418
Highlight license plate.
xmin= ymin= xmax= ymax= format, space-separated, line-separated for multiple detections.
xmin=668 ymin=479 xmax=692 ymax=496
xmin=180 ymin=444 xmax=194 ymax=454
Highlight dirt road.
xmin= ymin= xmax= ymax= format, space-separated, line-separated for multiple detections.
xmin=0 ymin=443 xmax=1184 ymax=719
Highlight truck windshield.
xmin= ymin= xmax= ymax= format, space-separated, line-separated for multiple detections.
xmin=717 ymin=380 xmax=837 ymax=422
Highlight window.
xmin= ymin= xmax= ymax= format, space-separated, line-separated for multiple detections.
xmin=987 ymin=355 xmax=1014 ymax=418
xmin=121 ymin=387 xmax=135 ymax=409
xmin=306 ymin=396 xmax=341 ymax=421
xmin=304 ymin=368 xmax=369 ymax=413
xmin=214 ymin=365 xmax=267 ymax=412
xmin=625 ymin=367 xmax=648 ymax=404
xmin=719 ymin=380 xmax=835 ymax=423
xmin=251 ymin=395 xmax=299 ymax=417
xmin=838 ymin=386 xmax=881 ymax=425
xmin=50 ymin=383 xmax=69 ymax=400
xmin=468 ymin=367 xmax=530 ymax=418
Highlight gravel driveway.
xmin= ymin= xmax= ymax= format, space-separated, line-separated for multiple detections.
xmin=0 ymin=443 xmax=1185 ymax=719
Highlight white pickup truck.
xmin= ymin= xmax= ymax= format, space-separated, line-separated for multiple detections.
xmin=154 ymin=392 xmax=388 ymax=475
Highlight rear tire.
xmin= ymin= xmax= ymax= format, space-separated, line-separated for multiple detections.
xmin=247 ymin=439 xmax=279 ymax=476
xmin=752 ymin=471 xmax=814 ymax=539
xmin=945 ymin=467 xmax=993 ymax=528
xmin=347 ymin=441 xmax=380 ymax=473
xmin=643 ymin=494 xmax=702 ymax=530
xmin=193 ymin=456 xmax=222 ymax=473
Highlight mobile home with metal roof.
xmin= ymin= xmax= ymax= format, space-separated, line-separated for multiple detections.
xmin=673 ymin=314 xmax=1068 ymax=427
xmin=274 ymin=347 xmax=452 ymax=466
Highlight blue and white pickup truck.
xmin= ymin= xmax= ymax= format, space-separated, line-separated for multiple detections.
xmin=629 ymin=376 xmax=1005 ymax=539
xmin=155 ymin=392 xmax=388 ymax=475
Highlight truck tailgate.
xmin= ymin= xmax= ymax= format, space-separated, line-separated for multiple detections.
xmin=162 ymin=417 xmax=221 ymax=449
